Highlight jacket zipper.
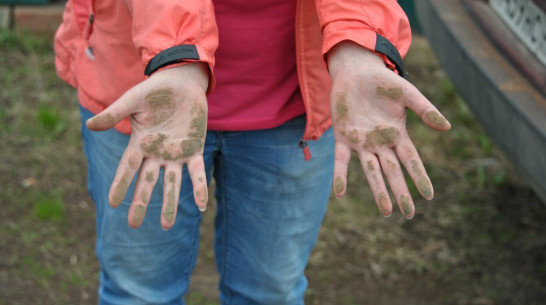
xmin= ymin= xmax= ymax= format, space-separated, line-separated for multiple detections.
xmin=84 ymin=0 xmax=96 ymax=60
xmin=295 ymin=0 xmax=312 ymax=161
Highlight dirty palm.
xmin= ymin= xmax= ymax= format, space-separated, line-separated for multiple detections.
xmin=86 ymin=52 xmax=450 ymax=227
xmin=85 ymin=64 xmax=210 ymax=230
xmin=328 ymin=45 xmax=451 ymax=220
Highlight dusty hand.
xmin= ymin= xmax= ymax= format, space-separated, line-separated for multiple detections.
xmin=86 ymin=63 xmax=209 ymax=229
xmin=328 ymin=42 xmax=451 ymax=219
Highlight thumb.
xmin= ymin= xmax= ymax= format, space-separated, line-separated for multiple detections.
xmin=86 ymin=110 xmax=118 ymax=131
xmin=86 ymin=91 xmax=137 ymax=131
xmin=421 ymin=108 xmax=451 ymax=132
xmin=404 ymin=85 xmax=451 ymax=132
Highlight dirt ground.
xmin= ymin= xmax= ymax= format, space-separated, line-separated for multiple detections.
xmin=1 ymin=30 xmax=545 ymax=305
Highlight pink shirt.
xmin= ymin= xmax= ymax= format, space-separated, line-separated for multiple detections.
xmin=207 ymin=0 xmax=305 ymax=131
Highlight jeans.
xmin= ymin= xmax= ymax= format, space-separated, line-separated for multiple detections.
xmin=80 ymin=105 xmax=335 ymax=305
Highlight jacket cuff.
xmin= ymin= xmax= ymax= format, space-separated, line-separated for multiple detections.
xmin=322 ymin=24 xmax=405 ymax=76
xmin=144 ymin=44 xmax=216 ymax=95
xmin=144 ymin=44 xmax=200 ymax=75
xmin=374 ymin=34 xmax=405 ymax=77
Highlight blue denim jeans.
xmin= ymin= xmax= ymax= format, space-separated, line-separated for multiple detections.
xmin=80 ymin=106 xmax=334 ymax=305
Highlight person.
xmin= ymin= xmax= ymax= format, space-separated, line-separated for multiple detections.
xmin=54 ymin=0 xmax=451 ymax=304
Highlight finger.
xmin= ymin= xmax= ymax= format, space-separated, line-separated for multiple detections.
xmin=357 ymin=151 xmax=392 ymax=217
xmin=403 ymin=85 xmax=451 ymax=132
xmin=396 ymin=139 xmax=434 ymax=200
xmin=378 ymin=149 xmax=415 ymax=219
xmin=187 ymin=157 xmax=208 ymax=212
xmin=109 ymin=149 xmax=143 ymax=207
xmin=127 ymin=160 xmax=160 ymax=228
xmin=161 ymin=164 xmax=182 ymax=230
xmin=332 ymin=142 xmax=352 ymax=198
xmin=86 ymin=90 xmax=139 ymax=131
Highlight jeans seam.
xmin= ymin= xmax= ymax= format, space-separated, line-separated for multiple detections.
xmin=217 ymin=138 xmax=233 ymax=304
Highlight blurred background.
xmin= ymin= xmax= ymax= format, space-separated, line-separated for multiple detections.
xmin=1 ymin=0 xmax=545 ymax=304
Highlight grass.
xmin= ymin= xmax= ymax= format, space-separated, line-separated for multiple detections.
xmin=1 ymin=29 xmax=545 ymax=305
xmin=33 ymin=191 xmax=65 ymax=222
xmin=0 ymin=29 xmax=96 ymax=305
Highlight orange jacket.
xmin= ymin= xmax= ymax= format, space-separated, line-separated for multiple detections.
xmin=55 ymin=0 xmax=411 ymax=145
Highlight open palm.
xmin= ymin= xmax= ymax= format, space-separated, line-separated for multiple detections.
xmin=329 ymin=42 xmax=451 ymax=219
xmin=86 ymin=63 xmax=209 ymax=229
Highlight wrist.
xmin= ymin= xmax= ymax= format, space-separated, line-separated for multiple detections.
xmin=327 ymin=37 xmax=406 ymax=78
xmin=327 ymin=41 xmax=384 ymax=77
xmin=151 ymin=62 xmax=210 ymax=93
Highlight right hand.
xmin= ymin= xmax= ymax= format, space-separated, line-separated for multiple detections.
xmin=86 ymin=63 xmax=209 ymax=230
xmin=327 ymin=42 xmax=451 ymax=219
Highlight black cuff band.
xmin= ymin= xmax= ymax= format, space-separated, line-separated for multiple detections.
xmin=144 ymin=45 xmax=200 ymax=76
xmin=375 ymin=34 xmax=405 ymax=78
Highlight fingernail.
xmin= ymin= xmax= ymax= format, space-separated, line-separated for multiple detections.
xmin=199 ymin=206 xmax=206 ymax=212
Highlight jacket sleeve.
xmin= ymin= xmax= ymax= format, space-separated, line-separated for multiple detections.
xmin=122 ymin=0 xmax=219 ymax=92
xmin=54 ymin=0 xmax=84 ymax=88
xmin=315 ymin=0 xmax=411 ymax=75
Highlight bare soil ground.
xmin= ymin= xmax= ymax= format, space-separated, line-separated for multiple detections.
xmin=1 ymin=30 xmax=545 ymax=305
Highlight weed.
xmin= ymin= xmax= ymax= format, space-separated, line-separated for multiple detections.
xmin=33 ymin=192 xmax=65 ymax=222
xmin=21 ymin=256 xmax=55 ymax=283
xmin=478 ymin=133 xmax=493 ymax=155
xmin=38 ymin=105 xmax=60 ymax=130
xmin=492 ymin=172 xmax=506 ymax=186
xmin=0 ymin=28 xmax=49 ymax=52
xmin=0 ymin=28 xmax=19 ymax=49
xmin=37 ymin=104 xmax=67 ymax=136
xmin=69 ymin=272 xmax=86 ymax=286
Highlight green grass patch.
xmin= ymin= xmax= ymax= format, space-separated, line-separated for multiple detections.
xmin=37 ymin=104 xmax=67 ymax=137
xmin=0 ymin=28 xmax=20 ymax=49
xmin=33 ymin=192 xmax=65 ymax=222
xmin=0 ymin=28 xmax=50 ymax=52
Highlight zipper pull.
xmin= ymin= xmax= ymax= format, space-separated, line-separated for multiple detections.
xmin=84 ymin=13 xmax=95 ymax=60
xmin=299 ymin=139 xmax=311 ymax=161
xmin=85 ymin=46 xmax=95 ymax=61
xmin=84 ymin=13 xmax=94 ymax=40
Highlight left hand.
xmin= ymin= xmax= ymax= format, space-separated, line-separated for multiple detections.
xmin=327 ymin=41 xmax=451 ymax=219
xmin=86 ymin=63 xmax=209 ymax=230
